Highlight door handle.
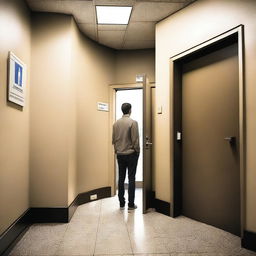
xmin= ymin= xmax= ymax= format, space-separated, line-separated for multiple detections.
xmin=145 ymin=136 xmax=152 ymax=147
xmin=146 ymin=141 xmax=153 ymax=146
xmin=224 ymin=136 xmax=236 ymax=144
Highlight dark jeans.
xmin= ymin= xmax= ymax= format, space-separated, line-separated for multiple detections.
xmin=117 ymin=152 xmax=139 ymax=207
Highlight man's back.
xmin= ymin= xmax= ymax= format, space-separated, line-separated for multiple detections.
xmin=112 ymin=114 xmax=140 ymax=155
xmin=113 ymin=103 xmax=139 ymax=210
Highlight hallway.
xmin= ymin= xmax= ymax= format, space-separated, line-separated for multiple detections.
xmin=10 ymin=189 xmax=256 ymax=256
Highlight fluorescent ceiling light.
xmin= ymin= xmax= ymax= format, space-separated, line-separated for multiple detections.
xmin=96 ymin=6 xmax=132 ymax=25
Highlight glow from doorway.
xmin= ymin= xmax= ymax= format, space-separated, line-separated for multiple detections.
xmin=115 ymin=89 xmax=143 ymax=181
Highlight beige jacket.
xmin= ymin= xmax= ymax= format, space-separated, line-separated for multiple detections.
xmin=112 ymin=114 xmax=140 ymax=155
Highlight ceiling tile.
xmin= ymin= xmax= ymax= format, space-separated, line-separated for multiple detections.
xmin=26 ymin=0 xmax=67 ymax=13
xmin=98 ymin=30 xmax=125 ymax=49
xmin=131 ymin=2 xmax=185 ymax=22
xmin=78 ymin=23 xmax=97 ymax=40
xmin=98 ymin=25 xmax=127 ymax=31
xmin=26 ymin=1 xmax=95 ymax=23
xmin=125 ymin=22 xmax=155 ymax=41
xmin=71 ymin=1 xmax=95 ymax=23
xmin=98 ymin=30 xmax=125 ymax=41
xmin=123 ymin=40 xmax=155 ymax=50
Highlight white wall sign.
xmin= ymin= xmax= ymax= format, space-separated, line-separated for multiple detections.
xmin=8 ymin=52 xmax=27 ymax=107
xmin=97 ymin=102 xmax=109 ymax=112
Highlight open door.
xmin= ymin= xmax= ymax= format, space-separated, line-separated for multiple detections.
xmin=109 ymin=79 xmax=153 ymax=213
xmin=143 ymin=75 xmax=153 ymax=213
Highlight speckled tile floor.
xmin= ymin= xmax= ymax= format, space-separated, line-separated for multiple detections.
xmin=10 ymin=189 xmax=256 ymax=256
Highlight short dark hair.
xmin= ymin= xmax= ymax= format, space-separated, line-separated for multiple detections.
xmin=121 ymin=103 xmax=131 ymax=114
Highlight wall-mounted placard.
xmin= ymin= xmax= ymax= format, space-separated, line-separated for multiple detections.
xmin=8 ymin=52 xmax=27 ymax=107
xmin=97 ymin=102 xmax=109 ymax=112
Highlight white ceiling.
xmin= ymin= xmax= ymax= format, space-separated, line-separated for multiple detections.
xmin=26 ymin=0 xmax=196 ymax=50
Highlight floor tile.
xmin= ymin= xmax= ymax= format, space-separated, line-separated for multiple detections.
xmin=9 ymin=223 xmax=67 ymax=256
xmin=94 ymin=220 xmax=133 ymax=255
xmin=56 ymin=226 xmax=97 ymax=255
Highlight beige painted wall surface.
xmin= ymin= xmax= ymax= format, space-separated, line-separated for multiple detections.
xmin=156 ymin=0 xmax=256 ymax=232
xmin=30 ymin=13 xmax=72 ymax=207
xmin=30 ymin=12 xmax=119 ymax=206
xmin=115 ymin=49 xmax=155 ymax=84
xmin=0 ymin=0 xmax=31 ymax=234
xmin=67 ymin=19 xmax=78 ymax=205
xmin=74 ymin=22 xmax=115 ymax=194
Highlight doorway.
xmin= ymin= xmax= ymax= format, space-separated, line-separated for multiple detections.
xmin=171 ymin=26 xmax=245 ymax=236
xmin=115 ymin=89 xmax=143 ymax=189
xmin=109 ymin=78 xmax=155 ymax=213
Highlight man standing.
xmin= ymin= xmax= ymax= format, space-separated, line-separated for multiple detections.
xmin=112 ymin=103 xmax=140 ymax=210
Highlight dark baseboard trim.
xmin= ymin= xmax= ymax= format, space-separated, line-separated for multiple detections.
xmin=29 ymin=186 xmax=112 ymax=223
xmin=68 ymin=186 xmax=111 ymax=221
xmin=29 ymin=207 xmax=69 ymax=223
xmin=155 ymin=198 xmax=170 ymax=216
xmin=68 ymin=195 xmax=80 ymax=222
xmin=150 ymin=191 xmax=156 ymax=208
xmin=77 ymin=186 xmax=111 ymax=205
xmin=0 ymin=209 xmax=31 ymax=256
xmin=242 ymin=230 xmax=256 ymax=252
xmin=0 ymin=186 xmax=111 ymax=255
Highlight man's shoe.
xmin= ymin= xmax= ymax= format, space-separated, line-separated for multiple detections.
xmin=120 ymin=206 xmax=125 ymax=210
xmin=128 ymin=204 xmax=137 ymax=210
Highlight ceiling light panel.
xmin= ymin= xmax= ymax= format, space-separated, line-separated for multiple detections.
xmin=96 ymin=6 xmax=132 ymax=25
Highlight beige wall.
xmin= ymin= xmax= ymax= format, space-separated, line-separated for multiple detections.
xmin=156 ymin=0 xmax=256 ymax=232
xmin=30 ymin=13 xmax=116 ymax=206
xmin=0 ymin=0 xmax=31 ymax=234
xmin=68 ymin=19 xmax=78 ymax=205
xmin=30 ymin=13 xmax=73 ymax=207
xmin=73 ymin=21 xmax=116 ymax=194
xmin=115 ymin=49 xmax=155 ymax=84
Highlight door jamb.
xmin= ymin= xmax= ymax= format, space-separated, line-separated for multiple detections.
xmin=170 ymin=25 xmax=245 ymax=236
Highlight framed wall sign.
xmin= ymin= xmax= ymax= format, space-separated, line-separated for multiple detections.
xmin=8 ymin=52 xmax=27 ymax=107
xmin=97 ymin=102 xmax=109 ymax=112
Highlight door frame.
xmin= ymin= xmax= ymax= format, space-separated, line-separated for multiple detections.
xmin=170 ymin=25 xmax=245 ymax=235
xmin=108 ymin=83 xmax=143 ymax=197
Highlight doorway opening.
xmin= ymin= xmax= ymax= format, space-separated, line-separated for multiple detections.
xmin=109 ymin=78 xmax=154 ymax=213
xmin=115 ymin=88 xmax=143 ymax=206
xmin=115 ymin=88 xmax=143 ymax=187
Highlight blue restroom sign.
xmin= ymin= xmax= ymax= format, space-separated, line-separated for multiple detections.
xmin=15 ymin=62 xmax=23 ymax=87
xmin=8 ymin=52 xmax=27 ymax=107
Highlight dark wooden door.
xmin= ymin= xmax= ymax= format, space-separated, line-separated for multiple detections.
xmin=182 ymin=43 xmax=240 ymax=235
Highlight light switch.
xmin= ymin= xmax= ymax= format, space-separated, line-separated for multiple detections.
xmin=157 ymin=106 xmax=162 ymax=114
